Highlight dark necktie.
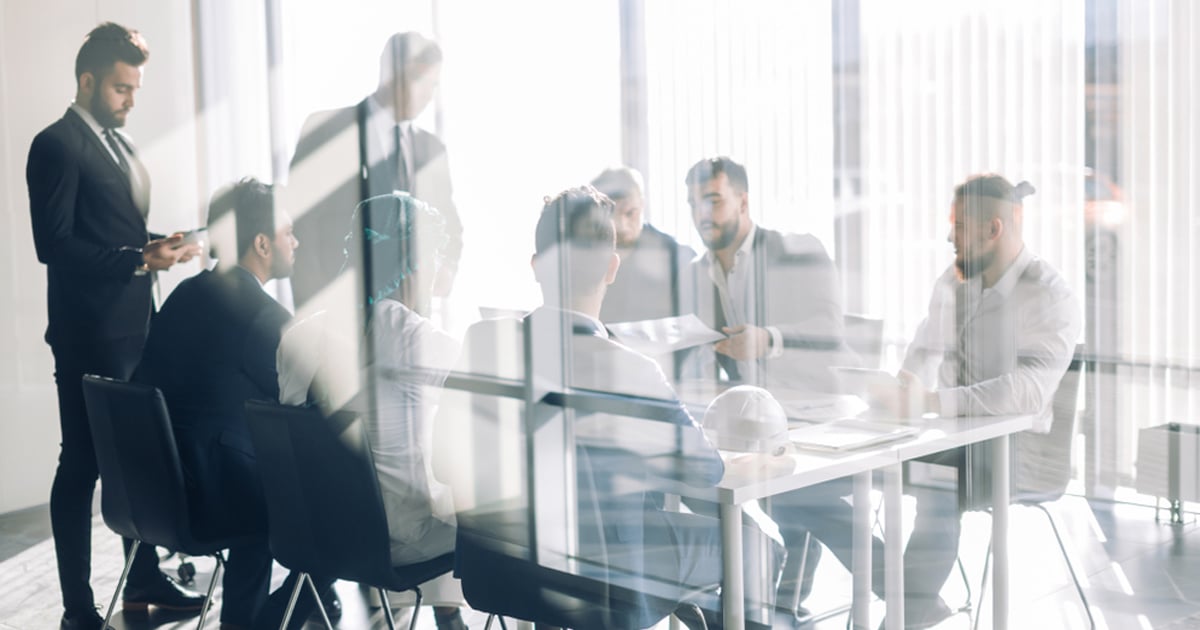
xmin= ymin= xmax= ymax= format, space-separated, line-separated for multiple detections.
xmin=103 ymin=129 xmax=130 ymax=175
xmin=393 ymin=124 xmax=410 ymax=192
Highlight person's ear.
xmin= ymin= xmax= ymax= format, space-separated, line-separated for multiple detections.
xmin=989 ymin=217 xmax=1003 ymax=240
xmin=255 ymin=233 xmax=272 ymax=258
xmin=78 ymin=72 xmax=95 ymax=95
xmin=604 ymin=251 xmax=620 ymax=285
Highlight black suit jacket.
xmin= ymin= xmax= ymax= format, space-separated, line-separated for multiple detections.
xmin=27 ymin=108 xmax=153 ymax=346
xmin=285 ymin=98 xmax=464 ymax=309
xmin=133 ymin=267 xmax=291 ymax=535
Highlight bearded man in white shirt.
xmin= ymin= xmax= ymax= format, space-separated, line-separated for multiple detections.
xmin=778 ymin=173 xmax=1082 ymax=628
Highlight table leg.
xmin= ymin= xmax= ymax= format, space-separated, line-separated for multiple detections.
xmin=992 ymin=435 xmax=1011 ymax=630
xmin=884 ymin=464 xmax=905 ymax=630
xmin=720 ymin=502 xmax=745 ymax=630
xmin=666 ymin=493 xmax=682 ymax=630
xmin=852 ymin=472 xmax=872 ymax=629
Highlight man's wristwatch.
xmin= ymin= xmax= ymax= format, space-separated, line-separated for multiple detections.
xmin=134 ymin=263 xmax=150 ymax=277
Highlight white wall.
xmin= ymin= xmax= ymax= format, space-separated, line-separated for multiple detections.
xmin=0 ymin=1 xmax=202 ymax=514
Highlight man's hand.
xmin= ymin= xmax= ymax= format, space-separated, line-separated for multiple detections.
xmin=714 ymin=324 xmax=771 ymax=361
xmin=868 ymin=369 xmax=936 ymax=418
xmin=143 ymin=233 xmax=200 ymax=271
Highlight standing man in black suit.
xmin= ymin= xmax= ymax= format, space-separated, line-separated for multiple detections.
xmin=287 ymin=31 xmax=464 ymax=311
xmin=26 ymin=22 xmax=204 ymax=630
xmin=133 ymin=178 xmax=326 ymax=629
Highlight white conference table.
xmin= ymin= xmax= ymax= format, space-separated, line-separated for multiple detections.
xmin=665 ymin=412 xmax=1034 ymax=630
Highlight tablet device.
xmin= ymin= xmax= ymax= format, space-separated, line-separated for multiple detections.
xmin=175 ymin=227 xmax=208 ymax=248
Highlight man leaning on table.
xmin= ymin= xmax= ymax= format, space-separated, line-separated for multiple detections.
xmin=779 ymin=173 xmax=1082 ymax=628
xmin=681 ymin=156 xmax=849 ymax=393
xmin=680 ymin=156 xmax=846 ymax=616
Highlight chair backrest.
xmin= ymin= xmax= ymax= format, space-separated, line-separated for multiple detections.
xmin=439 ymin=316 xmax=704 ymax=628
xmin=81 ymin=375 xmax=193 ymax=550
xmin=1012 ymin=345 xmax=1086 ymax=501
xmin=244 ymin=400 xmax=395 ymax=585
xmin=843 ymin=313 xmax=885 ymax=368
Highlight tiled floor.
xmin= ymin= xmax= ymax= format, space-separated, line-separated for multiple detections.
xmin=1 ymin=495 xmax=1199 ymax=629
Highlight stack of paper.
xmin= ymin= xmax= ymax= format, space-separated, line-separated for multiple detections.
xmin=788 ymin=419 xmax=919 ymax=452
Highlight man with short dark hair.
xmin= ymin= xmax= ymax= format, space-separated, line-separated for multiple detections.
xmin=681 ymin=156 xmax=850 ymax=617
xmin=682 ymin=156 xmax=848 ymax=392
xmin=590 ymin=166 xmax=695 ymax=324
xmin=26 ymin=22 xmax=203 ymax=629
xmin=133 ymin=178 xmax=314 ymax=629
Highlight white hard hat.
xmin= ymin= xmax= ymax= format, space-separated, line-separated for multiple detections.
xmin=702 ymin=385 xmax=790 ymax=456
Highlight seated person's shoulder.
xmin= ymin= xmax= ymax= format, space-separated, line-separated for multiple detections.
xmin=777 ymin=230 xmax=829 ymax=258
xmin=1018 ymin=257 xmax=1077 ymax=306
xmin=587 ymin=336 xmax=678 ymax=399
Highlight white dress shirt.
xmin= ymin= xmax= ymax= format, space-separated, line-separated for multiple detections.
xmin=902 ymin=246 xmax=1082 ymax=432
xmin=278 ymin=299 xmax=459 ymax=563
xmin=702 ymin=225 xmax=785 ymax=377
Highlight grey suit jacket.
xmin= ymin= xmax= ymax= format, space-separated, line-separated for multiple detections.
xmin=684 ymin=226 xmax=851 ymax=392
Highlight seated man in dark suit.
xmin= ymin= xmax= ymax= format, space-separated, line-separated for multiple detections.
xmin=133 ymin=178 xmax=325 ymax=629
xmin=590 ymin=166 xmax=695 ymax=324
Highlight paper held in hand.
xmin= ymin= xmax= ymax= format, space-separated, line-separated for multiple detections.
xmin=607 ymin=314 xmax=726 ymax=355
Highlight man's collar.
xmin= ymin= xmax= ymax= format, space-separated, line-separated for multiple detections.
xmin=988 ymin=245 xmax=1033 ymax=297
xmin=737 ymin=223 xmax=759 ymax=258
xmin=235 ymin=264 xmax=266 ymax=287
xmin=367 ymin=93 xmax=413 ymax=128
xmin=703 ymin=223 xmax=758 ymax=267
xmin=69 ymin=103 xmax=105 ymax=134
xmin=533 ymin=306 xmax=608 ymax=339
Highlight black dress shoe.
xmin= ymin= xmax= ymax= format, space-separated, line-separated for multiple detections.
xmin=60 ymin=607 xmax=111 ymax=630
xmin=123 ymin=572 xmax=207 ymax=612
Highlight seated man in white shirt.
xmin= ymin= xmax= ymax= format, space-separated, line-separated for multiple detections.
xmin=432 ymin=186 xmax=785 ymax=629
xmin=277 ymin=192 xmax=468 ymax=630
xmin=775 ymin=173 xmax=1082 ymax=628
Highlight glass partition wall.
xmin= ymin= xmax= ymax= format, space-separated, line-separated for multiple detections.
xmin=190 ymin=0 xmax=1199 ymax=627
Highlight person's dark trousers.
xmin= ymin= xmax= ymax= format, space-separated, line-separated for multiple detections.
xmin=252 ymin=572 xmax=334 ymax=630
xmin=50 ymin=336 xmax=162 ymax=616
xmin=219 ymin=539 xmax=274 ymax=626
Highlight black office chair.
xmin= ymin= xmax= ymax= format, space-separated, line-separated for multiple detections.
xmin=244 ymin=400 xmax=456 ymax=630
xmin=81 ymin=375 xmax=247 ymax=630
xmin=956 ymin=347 xmax=1095 ymax=630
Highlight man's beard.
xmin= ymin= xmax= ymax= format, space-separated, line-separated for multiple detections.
xmin=701 ymin=217 xmax=740 ymax=251
xmin=955 ymin=249 xmax=995 ymax=279
xmin=90 ymin=91 xmax=123 ymax=128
